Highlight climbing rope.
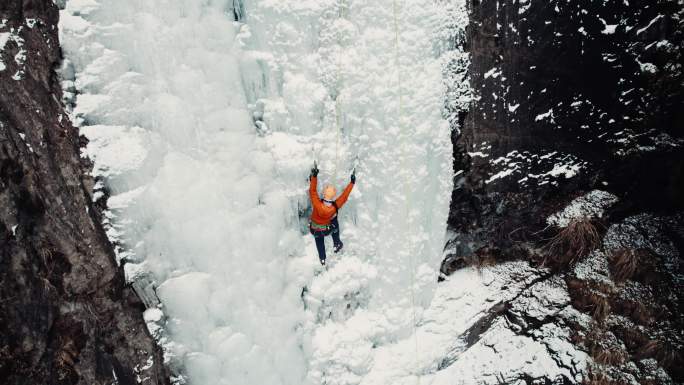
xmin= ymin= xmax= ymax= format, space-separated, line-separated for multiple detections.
xmin=332 ymin=0 xmax=347 ymax=183
xmin=392 ymin=0 xmax=421 ymax=383
xmin=333 ymin=93 xmax=342 ymax=181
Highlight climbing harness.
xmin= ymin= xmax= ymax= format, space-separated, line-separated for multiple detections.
xmin=310 ymin=221 xmax=332 ymax=232
xmin=392 ymin=0 xmax=422 ymax=382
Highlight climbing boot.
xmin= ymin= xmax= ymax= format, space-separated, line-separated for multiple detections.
xmin=334 ymin=242 xmax=343 ymax=253
xmin=320 ymin=259 xmax=326 ymax=266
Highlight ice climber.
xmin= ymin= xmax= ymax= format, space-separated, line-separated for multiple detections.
xmin=308 ymin=164 xmax=355 ymax=266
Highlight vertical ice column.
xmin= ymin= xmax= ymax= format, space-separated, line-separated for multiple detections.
xmin=240 ymin=0 xmax=452 ymax=317
xmin=238 ymin=1 xmax=453 ymax=383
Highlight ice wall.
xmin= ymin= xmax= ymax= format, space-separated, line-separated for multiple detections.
xmin=236 ymin=1 xmax=454 ymax=383
xmin=59 ymin=0 xmax=457 ymax=384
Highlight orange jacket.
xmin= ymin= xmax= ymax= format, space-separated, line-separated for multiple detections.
xmin=309 ymin=176 xmax=354 ymax=226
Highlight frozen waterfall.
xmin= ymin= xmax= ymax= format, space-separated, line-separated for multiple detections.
xmin=59 ymin=0 xmax=469 ymax=384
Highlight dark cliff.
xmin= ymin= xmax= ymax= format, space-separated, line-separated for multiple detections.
xmin=445 ymin=0 xmax=683 ymax=383
xmin=0 ymin=1 xmax=167 ymax=384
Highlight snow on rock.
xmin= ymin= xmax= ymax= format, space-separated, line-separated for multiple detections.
xmin=484 ymin=67 xmax=501 ymax=79
xmin=425 ymin=265 xmax=587 ymax=384
xmin=510 ymin=275 xmax=570 ymax=321
xmin=599 ymin=17 xmax=618 ymax=35
xmin=433 ymin=320 xmax=581 ymax=384
xmin=535 ymin=108 xmax=555 ymax=122
xmin=543 ymin=162 xmax=582 ymax=179
xmin=144 ymin=307 xmax=164 ymax=324
xmin=485 ymin=150 xmax=587 ymax=186
xmin=602 ymin=24 xmax=618 ymax=35
xmin=485 ymin=167 xmax=517 ymax=184
xmin=547 ymin=190 xmax=619 ymax=227
xmin=0 ymin=25 xmax=25 ymax=76
xmin=0 ymin=31 xmax=9 ymax=71
xmin=603 ymin=213 xmax=682 ymax=283
xmin=122 ymin=258 xmax=145 ymax=280
xmin=636 ymin=14 xmax=664 ymax=36
xmin=574 ymin=250 xmax=612 ymax=284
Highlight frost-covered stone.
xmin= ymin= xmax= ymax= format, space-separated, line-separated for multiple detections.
xmin=548 ymin=190 xmax=619 ymax=227
xmin=574 ymin=250 xmax=612 ymax=284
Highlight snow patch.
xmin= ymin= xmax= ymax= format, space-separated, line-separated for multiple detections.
xmin=636 ymin=15 xmax=663 ymax=35
xmin=599 ymin=17 xmax=618 ymax=35
xmin=485 ymin=167 xmax=517 ymax=184
xmin=144 ymin=307 xmax=164 ymax=323
xmin=0 ymin=31 xmax=11 ymax=71
xmin=467 ymin=151 xmax=488 ymax=158
xmin=547 ymin=190 xmax=619 ymax=227
xmin=639 ymin=61 xmax=657 ymax=73
xmin=428 ymin=266 xmax=587 ymax=384
xmin=535 ymin=108 xmax=555 ymax=122
xmin=518 ymin=0 xmax=531 ymax=15
xmin=484 ymin=67 xmax=501 ymax=79
xmin=508 ymin=103 xmax=520 ymax=113
xmin=545 ymin=162 xmax=582 ymax=179
xmin=602 ymin=24 xmax=618 ymax=34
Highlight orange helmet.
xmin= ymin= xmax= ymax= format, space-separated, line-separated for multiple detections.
xmin=323 ymin=185 xmax=337 ymax=200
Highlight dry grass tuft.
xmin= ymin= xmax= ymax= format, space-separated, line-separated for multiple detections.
xmin=585 ymin=327 xmax=628 ymax=367
xmin=38 ymin=246 xmax=53 ymax=260
xmin=638 ymin=339 xmax=661 ymax=358
xmin=609 ymin=248 xmax=639 ymax=282
xmin=567 ymin=279 xmax=614 ymax=324
xmin=544 ymin=219 xmax=601 ymax=268
xmin=585 ymin=371 xmax=613 ymax=385
xmin=471 ymin=249 xmax=497 ymax=270
xmin=627 ymin=300 xmax=655 ymax=326
xmin=443 ymin=248 xmax=498 ymax=273
xmin=589 ymin=291 xmax=612 ymax=322
xmin=37 ymin=244 xmax=58 ymax=295
xmin=638 ymin=339 xmax=682 ymax=369
xmin=591 ymin=344 xmax=627 ymax=366
xmin=585 ymin=370 xmax=633 ymax=385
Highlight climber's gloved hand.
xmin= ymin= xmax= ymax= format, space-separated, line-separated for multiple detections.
xmin=351 ymin=173 xmax=356 ymax=184
xmin=310 ymin=165 xmax=319 ymax=178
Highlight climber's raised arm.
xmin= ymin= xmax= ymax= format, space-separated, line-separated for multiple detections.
xmin=309 ymin=165 xmax=323 ymax=212
xmin=335 ymin=172 xmax=356 ymax=208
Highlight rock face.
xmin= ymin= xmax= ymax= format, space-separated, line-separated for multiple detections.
xmin=0 ymin=1 xmax=168 ymax=384
xmin=444 ymin=0 xmax=683 ymax=383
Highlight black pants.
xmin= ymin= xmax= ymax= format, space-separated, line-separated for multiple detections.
xmin=310 ymin=217 xmax=342 ymax=262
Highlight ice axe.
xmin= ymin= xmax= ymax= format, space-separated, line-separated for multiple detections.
xmin=311 ymin=144 xmax=320 ymax=167
xmin=350 ymin=154 xmax=359 ymax=183
xmin=310 ymin=158 xmax=319 ymax=180
xmin=351 ymin=154 xmax=360 ymax=175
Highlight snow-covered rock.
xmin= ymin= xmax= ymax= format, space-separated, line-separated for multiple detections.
xmin=548 ymin=190 xmax=619 ymax=228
